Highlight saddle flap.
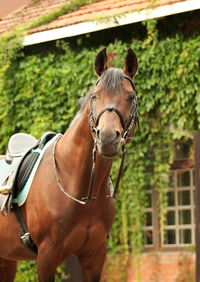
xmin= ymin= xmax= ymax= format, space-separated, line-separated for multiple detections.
xmin=0 ymin=132 xmax=58 ymax=215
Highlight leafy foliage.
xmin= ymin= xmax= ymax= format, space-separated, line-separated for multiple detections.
xmin=0 ymin=10 xmax=200 ymax=281
xmin=15 ymin=261 xmax=37 ymax=282
xmin=15 ymin=261 xmax=66 ymax=281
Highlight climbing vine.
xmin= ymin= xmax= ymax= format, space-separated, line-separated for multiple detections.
xmin=0 ymin=8 xmax=200 ymax=281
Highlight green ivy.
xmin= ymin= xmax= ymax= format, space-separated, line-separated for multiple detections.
xmin=0 ymin=11 xmax=200 ymax=281
xmin=15 ymin=261 xmax=66 ymax=281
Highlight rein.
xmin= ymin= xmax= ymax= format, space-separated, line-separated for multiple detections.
xmin=52 ymin=75 xmax=139 ymax=205
xmin=52 ymin=134 xmax=87 ymax=205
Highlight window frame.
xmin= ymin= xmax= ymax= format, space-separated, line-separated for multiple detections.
xmin=143 ymin=141 xmax=195 ymax=250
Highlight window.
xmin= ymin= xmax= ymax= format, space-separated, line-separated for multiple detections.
xmin=143 ymin=140 xmax=195 ymax=248
xmin=164 ymin=169 xmax=195 ymax=246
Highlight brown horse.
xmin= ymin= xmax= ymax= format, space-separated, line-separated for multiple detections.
xmin=0 ymin=47 xmax=138 ymax=282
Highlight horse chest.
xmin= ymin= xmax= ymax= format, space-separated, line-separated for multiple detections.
xmin=63 ymin=205 xmax=114 ymax=248
xmin=82 ymin=208 xmax=114 ymax=242
xmin=73 ymin=220 xmax=108 ymax=252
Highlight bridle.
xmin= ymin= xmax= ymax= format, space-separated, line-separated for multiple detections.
xmin=89 ymin=75 xmax=138 ymax=142
xmin=52 ymin=75 xmax=139 ymax=205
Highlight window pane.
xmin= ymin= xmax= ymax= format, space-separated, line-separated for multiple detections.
xmin=145 ymin=212 xmax=152 ymax=226
xmin=144 ymin=230 xmax=153 ymax=245
xmin=164 ymin=230 xmax=176 ymax=244
xmin=166 ymin=211 xmax=175 ymax=225
xmin=178 ymin=210 xmax=191 ymax=224
xmin=177 ymin=171 xmax=190 ymax=187
xmin=179 ymin=229 xmax=191 ymax=244
xmin=167 ymin=191 xmax=175 ymax=206
xmin=178 ymin=191 xmax=190 ymax=205
xmin=193 ymin=170 xmax=195 ymax=186
xmin=175 ymin=143 xmax=190 ymax=160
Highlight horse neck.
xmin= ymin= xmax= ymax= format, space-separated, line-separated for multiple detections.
xmin=55 ymin=106 xmax=113 ymax=198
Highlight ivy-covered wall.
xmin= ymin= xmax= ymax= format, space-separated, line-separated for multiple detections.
xmin=0 ymin=9 xmax=200 ymax=281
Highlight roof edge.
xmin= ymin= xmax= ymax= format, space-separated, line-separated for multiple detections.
xmin=23 ymin=0 xmax=200 ymax=46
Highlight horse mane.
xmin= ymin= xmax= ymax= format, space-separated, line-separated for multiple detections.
xmin=78 ymin=68 xmax=124 ymax=113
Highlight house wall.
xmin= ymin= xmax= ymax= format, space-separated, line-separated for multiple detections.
xmin=101 ymin=252 xmax=195 ymax=281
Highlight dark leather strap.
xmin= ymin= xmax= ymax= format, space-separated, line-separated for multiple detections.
xmin=13 ymin=203 xmax=37 ymax=255
xmin=95 ymin=106 xmax=126 ymax=129
xmin=123 ymin=75 xmax=136 ymax=91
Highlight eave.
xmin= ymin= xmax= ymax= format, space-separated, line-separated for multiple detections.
xmin=23 ymin=0 xmax=200 ymax=46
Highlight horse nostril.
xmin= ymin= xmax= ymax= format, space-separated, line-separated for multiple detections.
xmin=97 ymin=129 xmax=100 ymax=138
xmin=116 ymin=131 xmax=120 ymax=139
xmin=96 ymin=129 xmax=120 ymax=143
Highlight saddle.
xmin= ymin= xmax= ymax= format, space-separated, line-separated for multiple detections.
xmin=0 ymin=132 xmax=57 ymax=215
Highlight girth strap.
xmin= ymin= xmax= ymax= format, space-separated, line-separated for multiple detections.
xmin=13 ymin=203 xmax=37 ymax=254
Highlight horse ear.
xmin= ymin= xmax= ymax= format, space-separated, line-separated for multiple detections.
xmin=124 ymin=48 xmax=138 ymax=79
xmin=94 ymin=47 xmax=108 ymax=76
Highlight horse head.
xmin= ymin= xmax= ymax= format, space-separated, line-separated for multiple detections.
xmin=91 ymin=47 xmax=138 ymax=159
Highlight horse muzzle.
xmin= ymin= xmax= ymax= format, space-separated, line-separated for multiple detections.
xmin=96 ymin=128 xmax=121 ymax=158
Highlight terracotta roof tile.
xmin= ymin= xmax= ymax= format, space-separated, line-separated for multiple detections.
xmin=0 ymin=0 xmax=68 ymax=34
xmin=0 ymin=0 xmax=196 ymax=35
xmin=27 ymin=0 xmax=187 ymax=34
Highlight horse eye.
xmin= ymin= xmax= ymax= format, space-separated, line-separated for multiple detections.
xmin=128 ymin=93 xmax=134 ymax=103
xmin=91 ymin=94 xmax=97 ymax=100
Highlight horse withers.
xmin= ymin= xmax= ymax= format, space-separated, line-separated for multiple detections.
xmin=0 ymin=47 xmax=138 ymax=282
